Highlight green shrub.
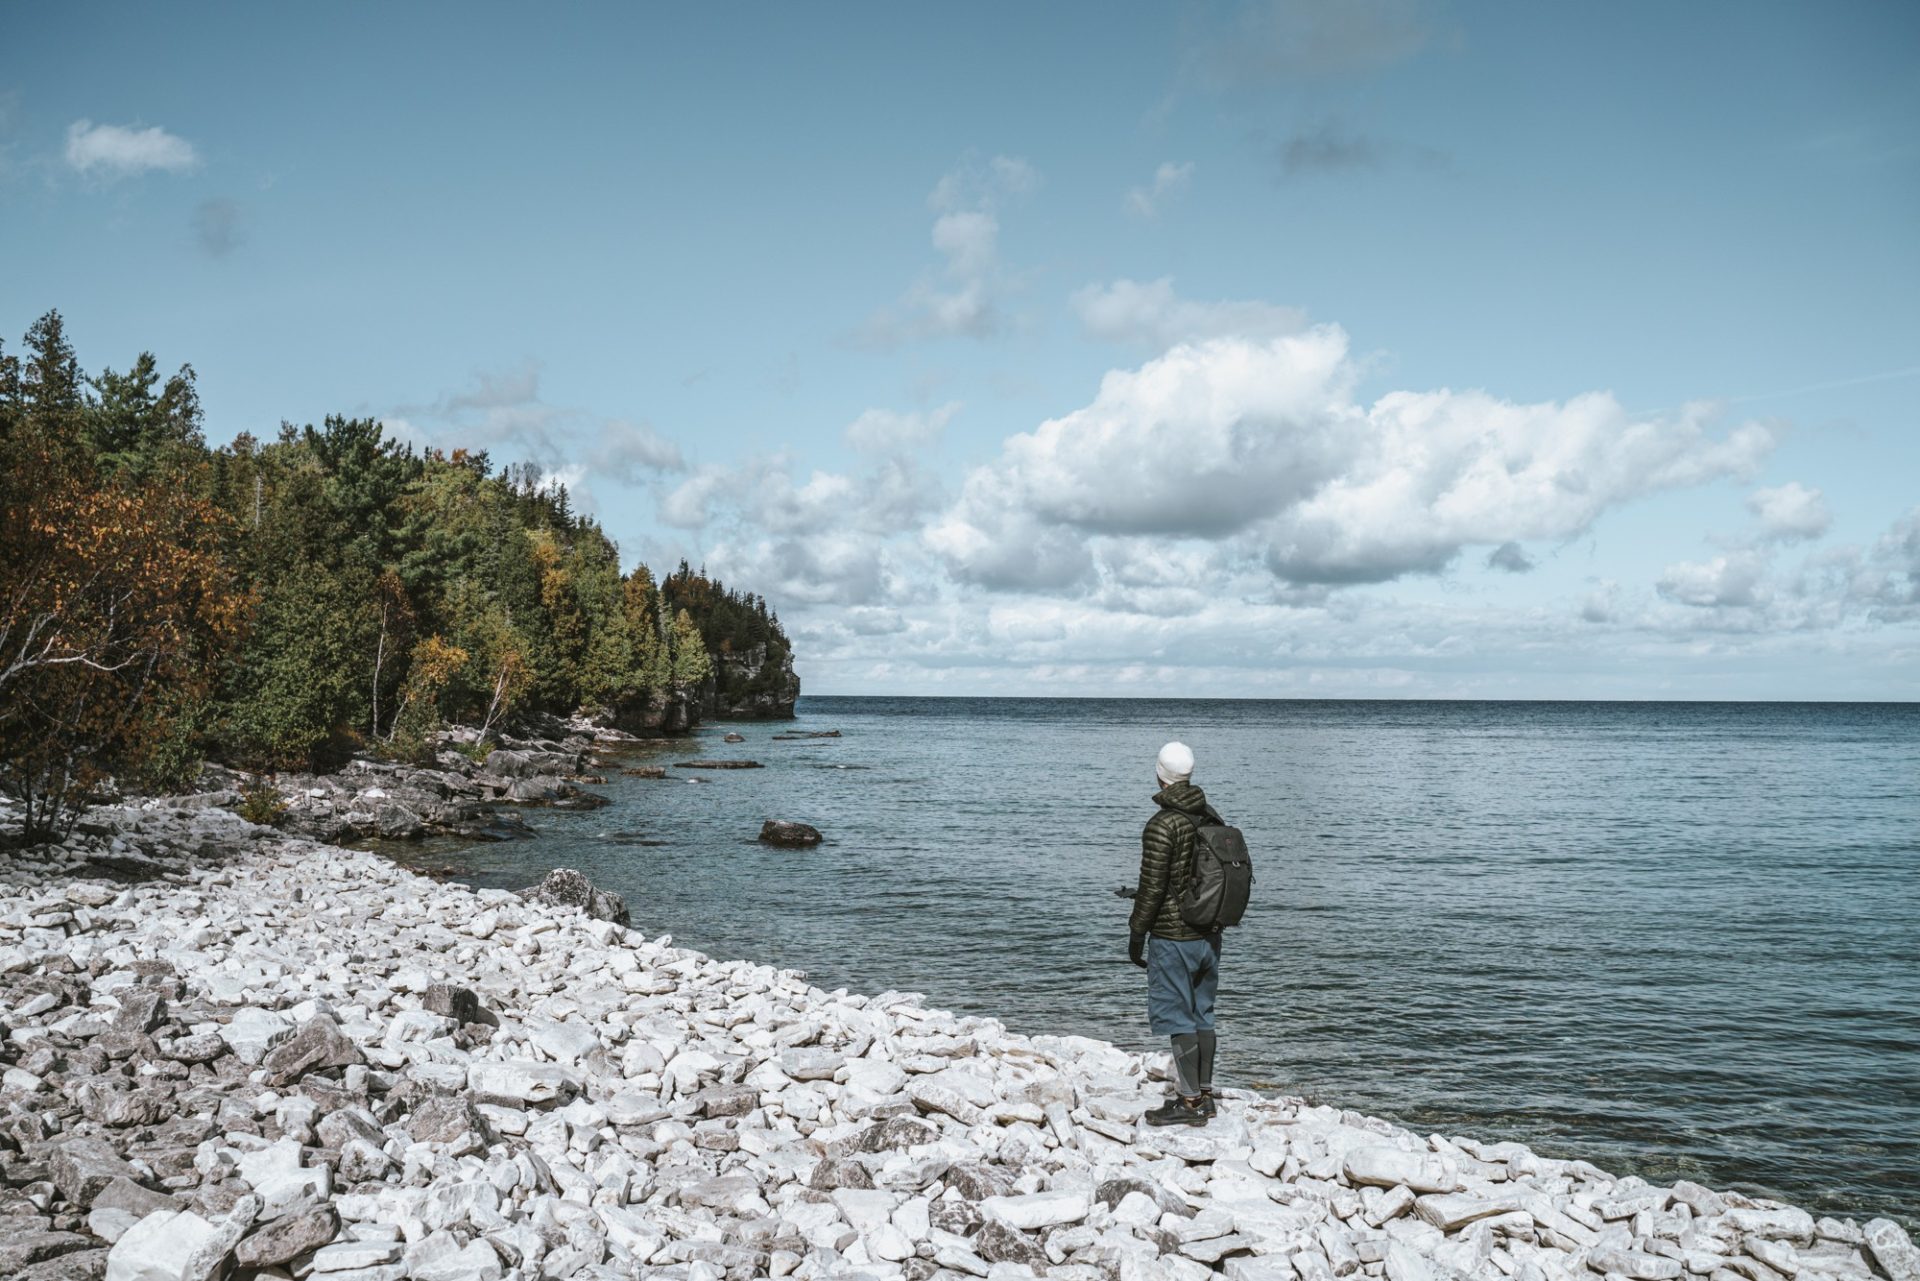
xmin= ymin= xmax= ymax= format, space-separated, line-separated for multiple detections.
xmin=454 ymin=739 xmax=495 ymax=765
xmin=236 ymin=780 xmax=287 ymax=827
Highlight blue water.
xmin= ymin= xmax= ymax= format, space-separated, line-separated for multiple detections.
xmin=422 ymin=698 xmax=1920 ymax=1223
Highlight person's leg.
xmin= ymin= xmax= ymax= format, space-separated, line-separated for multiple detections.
xmin=1195 ymin=936 xmax=1221 ymax=1112
xmin=1142 ymin=939 xmax=1208 ymax=1126
xmin=1170 ymin=1032 xmax=1202 ymax=1097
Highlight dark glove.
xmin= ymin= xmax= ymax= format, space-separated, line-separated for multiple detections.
xmin=1128 ymin=932 xmax=1147 ymax=968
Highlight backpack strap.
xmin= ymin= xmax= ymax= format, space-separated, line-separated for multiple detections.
xmin=1162 ymin=802 xmax=1226 ymax=830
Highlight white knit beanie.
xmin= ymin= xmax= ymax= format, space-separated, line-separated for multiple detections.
xmin=1156 ymin=741 xmax=1195 ymax=786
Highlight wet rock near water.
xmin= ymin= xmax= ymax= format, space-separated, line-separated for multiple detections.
xmin=0 ymin=794 xmax=1908 ymax=1281
xmin=675 ymin=760 xmax=765 ymax=771
xmin=759 ymin=820 xmax=825 ymax=848
xmin=202 ymin=722 xmax=618 ymax=846
xmin=516 ymin=867 xmax=630 ymax=927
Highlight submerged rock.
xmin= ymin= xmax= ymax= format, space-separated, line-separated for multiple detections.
xmin=758 ymin=819 xmax=823 ymax=848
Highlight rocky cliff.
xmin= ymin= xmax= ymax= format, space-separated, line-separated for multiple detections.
xmin=610 ymin=684 xmax=704 ymax=735
xmin=703 ymin=641 xmax=800 ymax=721
xmin=605 ymin=642 xmax=796 ymax=735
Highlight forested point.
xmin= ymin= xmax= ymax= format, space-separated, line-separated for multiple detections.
xmin=0 ymin=310 xmax=792 ymax=842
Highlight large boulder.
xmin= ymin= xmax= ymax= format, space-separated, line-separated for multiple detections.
xmin=234 ymin=1204 xmax=338 ymax=1269
xmin=50 ymin=1137 xmax=138 ymax=1208
xmin=1865 ymin=1220 xmax=1920 ymax=1281
xmin=517 ymin=868 xmax=629 ymax=926
xmin=217 ymin=1007 xmax=294 ymax=1066
xmin=467 ymin=1060 xmax=580 ymax=1106
xmin=105 ymin=1210 xmax=220 ymax=1281
xmin=422 ymin=983 xmax=485 ymax=1025
xmin=261 ymin=1014 xmax=362 ymax=1084
xmin=481 ymin=748 xmax=577 ymax=779
xmin=1342 ymin=1147 xmax=1461 ymax=1194
xmin=0 ymin=1232 xmax=96 ymax=1275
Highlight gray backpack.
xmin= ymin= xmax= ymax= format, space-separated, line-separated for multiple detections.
xmin=1176 ymin=808 xmax=1253 ymax=931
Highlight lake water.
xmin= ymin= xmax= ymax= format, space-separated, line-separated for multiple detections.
xmin=419 ymin=697 xmax=1920 ymax=1224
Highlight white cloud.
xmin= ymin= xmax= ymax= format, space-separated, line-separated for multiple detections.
xmin=924 ymin=500 xmax=1097 ymax=592
xmin=1799 ymin=506 xmax=1920 ymax=623
xmin=928 ymin=155 xmax=1037 ymax=212
xmin=1865 ymin=508 xmax=1920 ymax=619
xmin=1657 ymin=553 xmax=1770 ymax=608
xmin=1747 ymin=482 xmax=1831 ymax=542
xmin=843 ymin=402 xmax=961 ymax=453
xmin=660 ymin=451 xmax=948 ymax=604
xmin=858 ymin=155 xmax=1037 ymax=346
xmin=635 ymin=285 xmax=1910 ymax=695
xmin=1126 ymin=161 xmax=1194 ymax=219
xmin=596 ymin=420 xmax=685 ymax=479
xmin=387 ymin=364 xmax=686 ymax=515
xmin=65 ymin=119 xmax=198 ymax=177
xmin=1580 ymin=580 xmax=1621 ymax=624
xmin=1073 ymin=277 xmax=1308 ymax=350
xmin=1579 ymin=506 xmax=1920 ymax=640
xmin=748 ymin=456 xmax=935 ymax=537
xmin=1486 ymin=541 xmax=1535 ymax=573
xmin=707 ymin=531 xmax=892 ymax=607
xmin=929 ymin=325 xmax=1777 ymax=591
xmin=659 ymin=465 xmax=732 ymax=529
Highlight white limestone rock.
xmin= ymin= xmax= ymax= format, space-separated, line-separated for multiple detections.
xmin=219 ymin=1007 xmax=294 ymax=1065
xmin=1865 ymin=1219 xmax=1920 ymax=1281
xmin=467 ymin=1059 xmax=580 ymax=1105
xmin=106 ymin=1210 xmax=221 ymax=1281
xmin=981 ymin=1188 xmax=1092 ymax=1230
xmin=1342 ymin=1147 xmax=1461 ymax=1195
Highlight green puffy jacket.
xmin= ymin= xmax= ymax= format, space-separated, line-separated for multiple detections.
xmin=1129 ymin=781 xmax=1216 ymax=941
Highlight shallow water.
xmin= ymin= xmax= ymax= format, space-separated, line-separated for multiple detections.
xmin=422 ymin=697 xmax=1920 ymax=1223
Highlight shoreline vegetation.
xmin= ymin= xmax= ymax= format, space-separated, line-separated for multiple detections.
xmin=0 ymin=309 xmax=796 ymax=848
xmin=0 ymin=795 xmax=1914 ymax=1281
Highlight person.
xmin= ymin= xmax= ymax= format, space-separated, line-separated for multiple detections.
xmin=1128 ymin=740 xmax=1224 ymax=1126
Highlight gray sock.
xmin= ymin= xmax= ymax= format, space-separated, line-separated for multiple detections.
xmin=1197 ymin=1030 xmax=1216 ymax=1093
xmin=1170 ymin=1034 xmax=1202 ymax=1098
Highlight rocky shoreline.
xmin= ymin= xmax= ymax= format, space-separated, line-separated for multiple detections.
xmin=194 ymin=719 xmax=647 ymax=847
xmin=0 ymin=801 xmax=1914 ymax=1281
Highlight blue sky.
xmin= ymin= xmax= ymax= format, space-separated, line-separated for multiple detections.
xmin=5 ymin=2 xmax=1917 ymax=698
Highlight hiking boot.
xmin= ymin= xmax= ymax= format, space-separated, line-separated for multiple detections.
xmin=1143 ymin=1096 xmax=1209 ymax=1128
xmin=1196 ymin=1092 xmax=1218 ymax=1119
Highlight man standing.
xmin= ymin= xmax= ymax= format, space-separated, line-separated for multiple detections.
xmin=1128 ymin=740 xmax=1223 ymax=1127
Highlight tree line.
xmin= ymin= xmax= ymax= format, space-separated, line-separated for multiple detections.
xmin=0 ymin=310 xmax=790 ymax=841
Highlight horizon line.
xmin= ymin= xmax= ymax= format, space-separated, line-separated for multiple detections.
xmin=792 ymin=693 xmax=1918 ymax=706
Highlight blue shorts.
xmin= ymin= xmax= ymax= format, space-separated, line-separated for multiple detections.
xmin=1146 ymin=935 xmax=1221 ymax=1035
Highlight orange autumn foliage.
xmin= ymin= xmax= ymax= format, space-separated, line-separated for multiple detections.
xmin=0 ymin=437 xmax=242 ymax=840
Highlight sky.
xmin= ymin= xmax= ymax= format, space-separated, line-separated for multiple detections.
xmin=5 ymin=1 xmax=1918 ymax=699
